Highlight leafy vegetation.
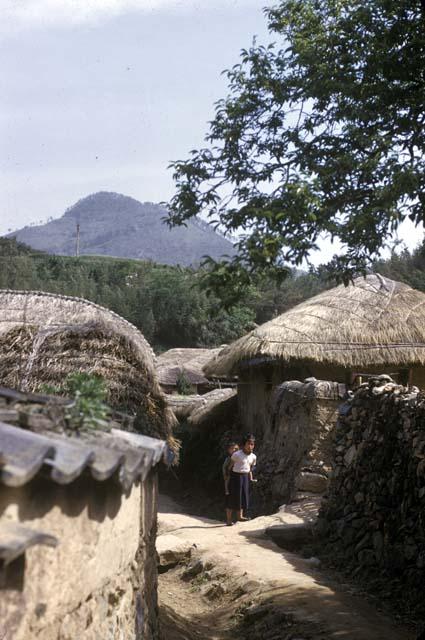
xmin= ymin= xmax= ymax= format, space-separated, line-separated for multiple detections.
xmin=0 ymin=238 xmax=256 ymax=349
xmin=4 ymin=237 xmax=425 ymax=351
xmin=0 ymin=237 xmax=331 ymax=349
xmin=176 ymin=371 xmax=193 ymax=395
xmin=374 ymin=243 xmax=425 ymax=293
xmin=41 ymin=372 xmax=111 ymax=433
xmin=168 ymin=0 xmax=425 ymax=294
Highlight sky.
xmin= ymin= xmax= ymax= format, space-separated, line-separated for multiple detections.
xmin=0 ymin=0 xmax=423 ymax=262
xmin=0 ymin=0 xmax=267 ymax=230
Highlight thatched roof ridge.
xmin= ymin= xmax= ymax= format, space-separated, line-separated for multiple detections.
xmin=0 ymin=288 xmax=156 ymax=362
xmin=157 ymin=348 xmax=213 ymax=367
xmin=204 ymin=274 xmax=425 ymax=376
xmin=165 ymin=394 xmax=207 ymax=419
xmin=156 ymin=347 xmax=222 ymax=387
xmin=0 ymin=290 xmax=177 ymax=448
xmin=187 ymin=388 xmax=237 ymax=427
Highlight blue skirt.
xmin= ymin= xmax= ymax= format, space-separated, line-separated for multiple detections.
xmin=228 ymin=471 xmax=250 ymax=511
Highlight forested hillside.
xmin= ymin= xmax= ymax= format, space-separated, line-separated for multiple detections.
xmin=2 ymin=237 xmax=423 ymax=351
xmin=0 ymin=238 xmax=327 ymax=350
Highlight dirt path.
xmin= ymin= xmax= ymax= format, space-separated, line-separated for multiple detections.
xmin=157 ymin=495 xmax=415 ymax=640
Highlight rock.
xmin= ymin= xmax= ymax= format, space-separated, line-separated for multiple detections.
xmin=200 ymin=582 xmax=226 ymax=600
xmin=19 ymin=410 xmax=54 ymax=432
xmin=156 ymin=534 xmax=193 ymax=571
xmin=0 ymin=409 xmax=19 ymax=423
xmin=344 ymin=445 xmax=357 ymax=466
xmin=236 ymin=579 xmax=262 ymax=595
xmin=296 ymin=472 xmax=328 ymax=493
xmin=404 ymin=542 xmax=418 ymax=561
xmin=372 ymin=532 xmax=384 ymax=560
xmin=355 ymin=533 xmax=371 ymax=552
xmin=304 ymin=557 xmax=321 ymax=567
xmin=266 ymin=523 xmax=314 ymax=551
xmin=357 ymin=549 xmax=376 ymax=567
xmin=243 ymin=604 xmax=270 ymax=622
xmin=342 ymin=528 xmax=357 ymax=546
xmin=416 ymin=553 xmax=425 ymax=569
xmin=181 ymin=559 xmax=204 ymax=580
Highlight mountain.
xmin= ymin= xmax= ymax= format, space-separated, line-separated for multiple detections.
xmin=7 ymin=192 xmax=235 ymax=266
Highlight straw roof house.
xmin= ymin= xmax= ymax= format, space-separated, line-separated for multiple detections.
xmin=0 ymin=387 xmax=165 ymax=640
xmin=203 ymin=275 xmax=425 ymax=511
xmin=0 ymin=290 xmax=176 ymax=444
xmin=187 ymin=388 xmax=237 ymax=428
xmin=156 ymin=347 xmax=224 ymax=394
xmin=205 ymin=274 xmax=425 ymax=387
xmin=165 ymin=393 xmax=207 ymax=419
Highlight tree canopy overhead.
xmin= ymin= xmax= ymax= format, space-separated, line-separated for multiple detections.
xmin=168 ymin=0 xmax=425 ymax=287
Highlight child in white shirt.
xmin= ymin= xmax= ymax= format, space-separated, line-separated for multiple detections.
xmin=227 ymin=434 xmax=257 ymax=524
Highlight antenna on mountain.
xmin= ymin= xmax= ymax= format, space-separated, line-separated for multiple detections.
xmin=75 ymin=223 xmax=80 ymax=257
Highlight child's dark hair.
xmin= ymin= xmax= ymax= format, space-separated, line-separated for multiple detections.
xmin=226 ymin=440 xmax=238 ymax=449
xmin=241 ymin=433 xmax=256 ymax=445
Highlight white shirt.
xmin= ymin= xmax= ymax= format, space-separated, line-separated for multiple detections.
xmin=231 ymin=450 xmax=257 ymax=474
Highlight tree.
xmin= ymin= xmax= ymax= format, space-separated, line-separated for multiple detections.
xmin=168 ymin=0 xmax=425 ymax=291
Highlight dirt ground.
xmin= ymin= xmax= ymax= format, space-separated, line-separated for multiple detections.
xmin=159 ymin=564 xmax=325 ymax=640
xmin=157 ymin=494 xmax=416 ymax=640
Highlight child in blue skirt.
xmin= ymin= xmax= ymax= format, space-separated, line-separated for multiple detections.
xmin=227 ymin=434 xmax=257 ymax=524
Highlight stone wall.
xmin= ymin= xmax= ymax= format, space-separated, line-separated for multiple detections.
xmin=0 ymin=472 xmax=160 ymax=640
xmin=318 ymin=378 xmax=425 ymax=619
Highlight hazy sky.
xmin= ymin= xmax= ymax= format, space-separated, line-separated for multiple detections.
xmin=0 ymin=0 xmax=422 ymax=259
xmin=1 ymin=0 xmax=268 ymax=232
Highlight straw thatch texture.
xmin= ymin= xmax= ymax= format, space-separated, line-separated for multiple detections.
xmin=0 ymin=290 xmax=176 ymax=444
xmin=165 ymin=394 xmax=206 ymax=419
xmin=204 ymin=275 xmax=425 ymax=376
xmin=187 ymin=388 xmax=237 ymax=428
xmin=156 ymin=347 xmax=223 ymax=388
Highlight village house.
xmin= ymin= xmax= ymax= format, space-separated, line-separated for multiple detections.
xmin=155 ymin=347 xmax=237 ymax=425
xmin=205 ymin=274 xmax=425 ymax=432
xmin=0 ymin=388 xmax=165 ymax=640
xmin=204 ymin=274 xmax=425 ymax=509
xmin=0 ymin=289 xmax=177 ymax=447
xmin=0 ymin=289 xmax=178 ymax=638
xmin=156 ymin=347 xmax=224 ymax=396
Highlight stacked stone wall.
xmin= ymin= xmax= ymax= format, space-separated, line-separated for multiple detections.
xmin=318 ymin=378 xmax=425 ymax=618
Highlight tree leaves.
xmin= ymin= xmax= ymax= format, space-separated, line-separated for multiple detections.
xmin=168 ymin=0 xmax=425 ymax=295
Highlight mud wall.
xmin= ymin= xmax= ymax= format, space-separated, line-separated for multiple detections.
xmin=318 ymin=380 xmax=425 ymax=618
xmin=0 ymin=472 xmax=160 ymax=640
xmin=253 ymin=379 xmax=342 ymax=512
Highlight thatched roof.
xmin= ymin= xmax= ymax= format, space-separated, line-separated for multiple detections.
xmin=204 ymin=274 xmax=425 ymax=376
xmin=0 ymin=290 xmax=176 ymax=445
xmin=156 ymin=347 xmax=223 ymax=387
xmin=187 ymin=388 xmax=237 ymax=428
xmin=165 ymin=394 xmax=207 ymax=419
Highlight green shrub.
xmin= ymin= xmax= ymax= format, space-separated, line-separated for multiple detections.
xmin=41 ymin=372 xmax=111 ymax=433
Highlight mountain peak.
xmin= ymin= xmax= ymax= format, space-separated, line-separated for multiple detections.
xmin=64 ymin=191 xmax=159 ymax=220
xmin=7 ymin=192 xmax=235 ymax=267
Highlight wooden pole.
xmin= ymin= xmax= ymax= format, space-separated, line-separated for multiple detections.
xmin=76 ymin=223 xmax=80 ymax=257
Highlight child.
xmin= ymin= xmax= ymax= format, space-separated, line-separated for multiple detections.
xmin=223 ymin=441 xmax=238 ymax=526
xmin=228 ymin=434 xmax=257 ymax=523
